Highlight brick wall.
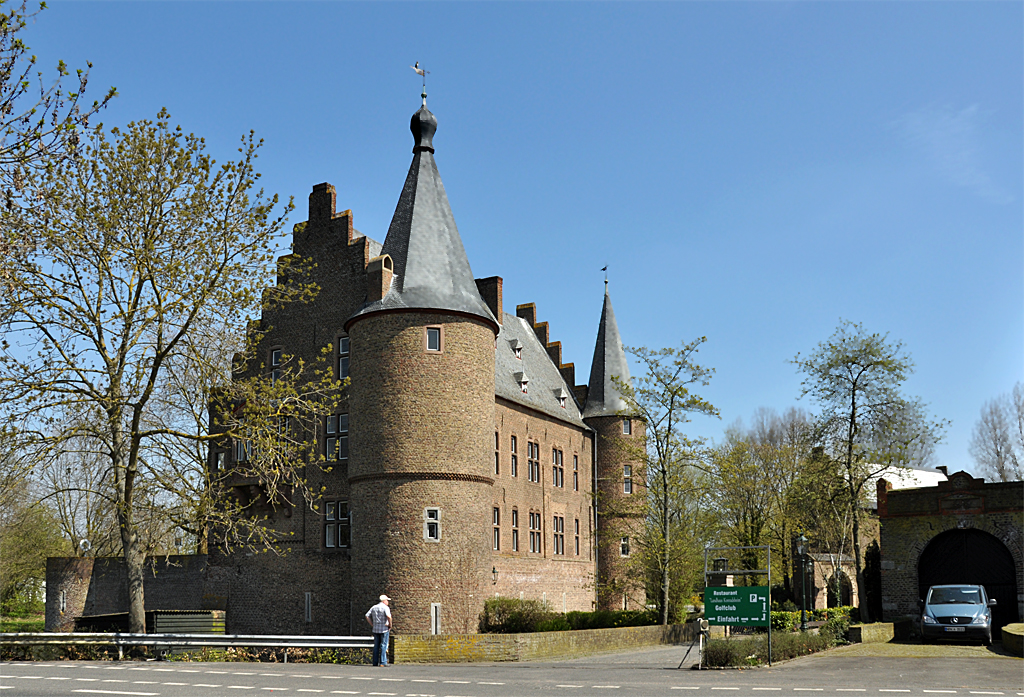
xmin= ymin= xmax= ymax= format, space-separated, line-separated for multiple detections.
xmin=394 ymin=622 xmax=696 ymax=663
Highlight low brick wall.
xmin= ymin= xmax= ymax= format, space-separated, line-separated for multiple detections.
xmin=394 ymin=623 xmax=696 ymax=663
xmin=849 ymin=623 xmax=894 ymax=644
xmin=1002 ymin=624 xmax=1023 ymax=657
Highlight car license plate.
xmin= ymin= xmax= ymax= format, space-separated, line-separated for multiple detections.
xmin=944 ymin=627 xmax=965 ymax=632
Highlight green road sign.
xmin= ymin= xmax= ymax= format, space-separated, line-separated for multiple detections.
xmin=704 ymin=586 xmax=769 ymax=626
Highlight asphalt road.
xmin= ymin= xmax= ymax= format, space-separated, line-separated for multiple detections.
xmin=1 ymin=644 xmax=1021 ymax=697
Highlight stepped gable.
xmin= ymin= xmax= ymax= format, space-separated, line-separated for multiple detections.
xmin=346 ymin=98 xmax=496 ymax=330
xmin=495 ymin=310 xmax=585 ymax=428
xmin=583 ymin=282 xmax=632 ymax=418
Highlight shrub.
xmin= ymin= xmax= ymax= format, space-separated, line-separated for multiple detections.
xmin=704 ymin=630 xmax=835 ymax=667
xmin=770 ymin=611 xmax=799 ymax=631
xmin=479 ymin=598 xmax=551 ymax=634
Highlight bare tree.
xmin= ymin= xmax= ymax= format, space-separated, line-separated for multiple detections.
xmin=969 ymin=383 xmax=1023 ymax=482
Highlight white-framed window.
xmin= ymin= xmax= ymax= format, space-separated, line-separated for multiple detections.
xmin=510 ymin=435 xmax=518 ymax=478
xmin=572 ymin=454 xmax=579 ymax=491
xmin=424 ymin=507 xmax=441 ymax=541
xmin=620 ymin=536 xmax=630 ymax=557
xmin=430 ymin=603 xmax=441 ymax=635
xmin=529 ymin=512 xmax=541 ymax=553
xmin=622 ymin=418 xmax=632 ymax=435
xmin=270 ymin=348 xmax=282 ymax=384
xmin=337 ymin=336 xmax=350 ymax=380
xmin=426 ymin=326 xmax=443 ymax=353
xmin=553 ymin=516 xmax=565 ymax=555
xmin=324 ymin=500 xmax=350 ymax=548
xmin=234 ymin=438 xmax=253 ymax=463
xmin=211 ymin=450 xmax=226 ymax=472
xmin=492 ymin=506 xmax=501 ymax=551
xmin=528 ymin=441 xmax=540 ymax=483
xmin=623 ymin=465 xmax=632 ymax=494
xmin=552 ymin=448 xmax=564 ymax=488
xmin=574 ymin=518 xmax=580 ymax=556
xmin=494 ymin=431 xmax=500 ymax=475
xmin=326 ymin=414 xmax=349 ymax=461
xmin=511 ymin=508 xmax=519 ymax=552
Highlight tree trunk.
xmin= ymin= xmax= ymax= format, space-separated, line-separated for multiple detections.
xmin=850 ymin=506 xmax=870 ymax=623
xmin=118 ymin=499 xmax=147 ymax=633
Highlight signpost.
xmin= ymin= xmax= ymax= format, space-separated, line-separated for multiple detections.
xmin=703 ymin=586 xmax=769 ymax=626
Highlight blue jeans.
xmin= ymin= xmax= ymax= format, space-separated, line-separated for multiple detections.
xmin=372 ymin=631 xmax=390 ymax=666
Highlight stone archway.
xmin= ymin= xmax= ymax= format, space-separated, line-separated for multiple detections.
xmin=827 ymin=570 xmax=853 ymax=608
xmin=917 ymin=528 xmax=1020 ymax=631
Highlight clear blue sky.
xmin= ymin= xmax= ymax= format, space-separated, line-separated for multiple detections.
xmin=34 ymin=2 xmax=1022 ymax=475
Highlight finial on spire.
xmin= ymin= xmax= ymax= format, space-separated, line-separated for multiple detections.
xmin=601 ymin=265 xmax=608 ymax=287
xmin=411 ymin=61 xmax=430 ymax=105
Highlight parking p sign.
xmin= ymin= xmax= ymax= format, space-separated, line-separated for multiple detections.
xmin=703 ymin=586 xmax=769 ymax=627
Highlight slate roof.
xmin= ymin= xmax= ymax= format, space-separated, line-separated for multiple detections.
xmin=583 ymin=284 xmax=632 ymax=418
xmin=496 ymin=312 xmax=586 ymax=428
xmin=348 ymin=101 xmax=496 ymax=328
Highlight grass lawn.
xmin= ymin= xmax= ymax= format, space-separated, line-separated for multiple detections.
xmin=0 ymin=615 xmax=45 ymax=632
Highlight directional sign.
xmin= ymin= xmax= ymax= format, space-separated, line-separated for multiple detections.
xmin=704 ymin=586 xmax=769 ymax=627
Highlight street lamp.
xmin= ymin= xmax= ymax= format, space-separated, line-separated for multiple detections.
xmin=797 ymin=534 xmax=808 ymax=632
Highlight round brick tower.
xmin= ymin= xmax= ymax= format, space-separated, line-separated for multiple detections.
xmin=345 ymin=96 xmax=499 ymax=635
xmin=584 ymin=282 xmax=647 ymax=611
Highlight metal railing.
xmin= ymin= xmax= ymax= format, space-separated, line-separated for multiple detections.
xmin=1 ymin=632 xmax=373 ymax=660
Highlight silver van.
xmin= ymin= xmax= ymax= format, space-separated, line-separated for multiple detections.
xmin=920 ymin=584 xmax=996 ymax=645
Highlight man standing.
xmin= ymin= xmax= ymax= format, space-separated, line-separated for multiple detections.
xmin=365 ymin=595 xmax=392 ymax=667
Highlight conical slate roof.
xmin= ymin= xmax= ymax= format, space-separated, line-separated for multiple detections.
xmin=348 ymin=100 xmax=496 ymax=328
xmin=583 ymin=283 xmax=632 ymax=418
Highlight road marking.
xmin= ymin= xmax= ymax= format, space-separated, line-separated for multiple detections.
xmin=104 ymin=680 xmax=129 ymax=683
xmin=77 ymin=678 xmax=101 ymax=682
xmin=132 ymin=681 xmax=158 ymax=684
xmin=297 ymin=691 xmax=325 ymax=694
xmin=969 ymin=693 xmax=1004 ymax=695
xmin=129 ymin=668 xmax=152 ymax=671
xmin=411 ymin=680 xmax=437 ymax=683
xmin=0 ymin=687 xmax=13 ymax=690
xmin=71 ymin=687 xmax=159 ymax=691
xmin=836 ymin=691 xmax=866 ymax=693
xmin=592 ymin=687 xmax=620 ymax=690
xmin=18 ymin=676 xmax=43 ymax=679
xmin=206 ymin=670 xmax=230 ymax=674
xmin=161 ymin=683 xmax=189 ymax=686
xmin=154 ymin=668 xmax=175 ymax=672
xmin=712 ymin=689 xmax=739 ymax=692
xmin=235 ymin=672 xmax=258 ymax=675
xmin=261 ymin=690 xmax=289 ymax=693
xmin=368 ymin=693 xmax=397 ymax=696
xmin=352 ymin=678 xmax=374 ymax=681
xmin=380 ymin=679 xmax=405 ymax=682
xmin=923 ymin=692 xmax=956 ymax=694
xmin=478 ymin=683 xmax=504 ymax=685
xmin=443 ymin=682 xmax=470 ymax=684
xmin=880 ymin=691 xmax=910 ymax=693
xmin=556 ymin=686 xmax=582 ymax=689
xmin=794 ymin=690 xmax=823 ymax=692
xmin=329 ymin=692 xmax=361 ymax=695
xmin=752 ymin=689 xmax=781 ymax=691
xmin=227 ymin=687 xmax=255 ymax=690
xmin=48 ymin=676 xmax=72 ymax=680
xmin=179 ymin=670 xmax=200 ymax=673
xmin=194 ymin=684 xmax=223 ymax=688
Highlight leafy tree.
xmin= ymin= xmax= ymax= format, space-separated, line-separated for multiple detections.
xmin=614 ymin=338 xmax=719 ymax=624
xmin=0 ymin=478 xmax=69 ymax=617
xmin=0 ymin=110 xmax=319 ymax=633
xmin=969 ymin=383 xmax=1023 ymax=482
xmin=792 ymin=320 xmax=945 ymax=621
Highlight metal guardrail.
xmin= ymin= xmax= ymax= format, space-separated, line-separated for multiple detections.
xmin=1 ymin=632 xmax=374 ymax=650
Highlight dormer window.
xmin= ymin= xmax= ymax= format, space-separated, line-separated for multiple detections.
xmin=555 ymin=387 xmax=569 ymax=409
xmin=509 ymin=338 xmax=523 ymax=360
xmin=514 ymin=371 xmax=528 ymax=394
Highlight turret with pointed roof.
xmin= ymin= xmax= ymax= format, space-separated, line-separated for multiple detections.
xmin=584 ymin=281 xmax=632 ymax=418
xmin=346 ymin=95 xmax=496 ymax=331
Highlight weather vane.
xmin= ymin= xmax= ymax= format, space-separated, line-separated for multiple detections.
xmin=602 ymin=265 xmax=608 ymax=284
xmin=411 ymin=62 xmax=430 ymax=103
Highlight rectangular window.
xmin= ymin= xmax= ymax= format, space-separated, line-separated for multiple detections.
xmin=431 ymin=603 xmax=441 ymax=635
xmin=511 ymin=509 xmax=519 ymax=552
xmin=574 ymin=518 xmax=580 ymax=556
xmin=424 ymin=507 xmax=441 ymax=541
xmin=492 ymin=506 xmax=501 ymax=551
xmin=552 ymin=449 xmax=564 ymax=488
xmin=494 ymin=431 xmax=500 ymax=475
xmin=623 ymin=464 xmax=632 ymax=494
xmin=573 ymin=454 xmax=579 ymax=491
xmin=528 ymin=442 xmax=540 ymax=483
xmin=305 ymin=591 xmax=312 ymax=623
xmin=510 ymin=436 xmax=518 ymax=478
xmin=623 ymin=418 xmax=632 ymax=435
xmin=553 ymin=516 xmax=564 ymax=555
xmin=324 ymin=500 xmax=350 ymax=549
xmin=337 ymin=336 xmax=350 ymax=380
xmin=211 ymin=450 xmax=225 ymax=472
xmin=270 ymin=348 xmax=282 ymax=384
xmin=426 ymin=326 xmax=442 ymax=352
xmin=326 ymin=414 xmax=349 ymax=461
xmin=234 ymin=438 xmax=252 ymax=463
xmin=620 ymin=536 xmax=630 ymax=557
xmin=529 ymin=512 xmax=541 ymax=553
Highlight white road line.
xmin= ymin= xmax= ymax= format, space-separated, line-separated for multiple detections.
xmin=794 ymin=689 xmax=823 ymax=692
xmin=71 ymin=687 xmax=159 ymax=691
xmin=47 ymin=676 xmax=72 ymax=680
xmin=752 ymin=689 xmax=781 ymax=691
xmin=969 ymin=692 xmax=1004 ymax=695
xmin=411 ymin=680 xmax=437 ymax=683
xmin=194 ymin=685 xmax=223 ymax=688
xmin=129 ymin=668 xmax=152 ymax=671
xmin=133 ymin=681 xmax=159 ymax=684
xmin=556 ymin=686 xmax=583 ymax=689
xmin=879 ymin=691 xmax=910 ymax=693
xmin=104 ymin=680 xmax=129 ymax=683
xmin=673 ymin=688 xmax=701 ymax=691
xmin=161 ymin=682 xmax=189 ymax=686
xmin=153 ymin=668 xmax=175 ymax=672
xmin=261 ymin=690 xmax=289 ymax=693
xmin=297 ymin=691 xmax=325 ymax=693
xmin=17 ymin=675 xmax=43 ymax=679
xmin=351 ymin=678 xmax=374 ymax=681
xmin=443 ymin=681 xmax=470 ymax=684
xmin=712 ymin=689 xmax=739 ymax=692
xmin=368 ymin=693 xmax=397 ymax=696
xmin=318 ymin=677 xmax=340 ymax=680
xmin=380 ymin=679 xmax=405 ymax=682
xmin=923 ymin=691 xmax=957 ymax=693
xmin=0 ymin=687 xmax=14 ymax=690
xmin=206 ymin=670 xmax=230 ymax=674
xmin=592 ymin=687 xmax=620 ymax=690
xmin=227 ymin=687 xmax=255 ymax=690
xmin=836 ymin=691 xmax=866 ymax=693
xmin=178 ymin=670 xmax=200 ymax=673
xmin=478 ymin=683 xmax=504 ymax=685
xmin=329 ymin=692 xmax=361 ymax=695
xmin=77 ymin=678 xmax=102 ymax=682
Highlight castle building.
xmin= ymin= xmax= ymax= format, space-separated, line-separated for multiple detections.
xmin=210 ymin=96 xmax=647 ymax=635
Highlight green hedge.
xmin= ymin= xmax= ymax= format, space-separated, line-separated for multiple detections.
xmin=479 ymin=598 xmax=658 ymax=634
xmin=705 ymin=631 xmax=833 ymax=667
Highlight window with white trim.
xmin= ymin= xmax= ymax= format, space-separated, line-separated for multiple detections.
xmin=620 ymin=536 xmax=630 ymax=557
xmin=324 ymin=500 xmax=350 ymax=549
xmin=426 ymin=326 xmax=442 ymax=352
xmin=337 ymin=336 xmax=350 ymax=380
xmin=326 ymin=414 xmax=349 ymax=462
xmin=622 ymin=418 xmax=632 ymax=435
xmin=528 ymin=441 xmax=540 ymax=483
xmin=552 ymin=448 xmax=564 ymax=488
xmin=424 ymin=507 xmax=441 ymax=541
xmin=270 ymin=348 xmax=283 ymax=384
xmin=492 ymin=506 xmax=501 ymax=551
xmin=552 ymin=516 xmax=565 ymax=555
xmin=623 ymin=464 xmax=632 ymax=494
xmin=572 ymin=454 xmax=579 ymax=491
xmin=510 ymin=435 xmax=518 ymax=478
xmin=574 ymin=518 xmax=580 ymax=556
xmin=511 ymin=508 xmax=519 ymax=552
xmin=234 ymin=438 xmax=252 ymax=463
xmin=529 ymin=511 xmax=541 ymax=553
xmin=494 ymin=431 xmax=500 ymax=475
